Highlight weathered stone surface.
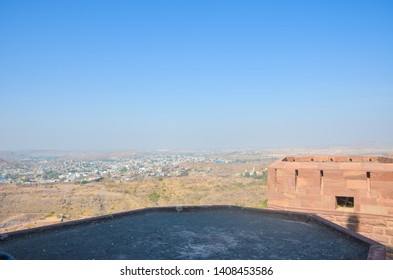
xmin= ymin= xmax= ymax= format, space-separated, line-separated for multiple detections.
xmin=361 ymin=218 xmax=387 ymax=227
xmin=297 ymin=177 xmax=319 ymax=187
xmin=323 ymin=179 xmax=347 ymax=188
xmin=372 ymin=172 xmax=393 ymax=181
xmin=368 ymin=234 xmax=390 ymax=244
xmin=356 ymin=197 xmax=377 ymax=206
xmin=360 ymin=205 xmax=389 ymax=215
xmin=298 ymin=170 xmax=320 ymax=178
xmin=373 ymin=227 xmax=385 ymax=235
xmin=297 ymin=185 xmax=321 ymax=195
xmin=346 ymin=180 xmax=367 ymax=190
xmin=342 ymin=171 xmax=366 ymax=180
xmin=385 ymin=228 xmax=393 ymax=236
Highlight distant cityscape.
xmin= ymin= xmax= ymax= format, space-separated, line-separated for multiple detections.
xmin=0 ymin=151 xmax=278 ymax=185
xmin=1 ymin=147 xmax=391 ymax=185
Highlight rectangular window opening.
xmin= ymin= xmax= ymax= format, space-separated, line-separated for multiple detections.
xmin=336 ymin=196 xmax=354 ymax=209
xmin=366 ymin=172 xmax=370 ymax=179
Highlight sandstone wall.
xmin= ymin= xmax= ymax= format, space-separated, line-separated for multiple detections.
xmin=267 ymin=157 xmax=393 ymax=259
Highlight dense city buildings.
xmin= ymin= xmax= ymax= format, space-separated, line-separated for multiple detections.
xmin=0 ymin=150 xmax=279 ymax=185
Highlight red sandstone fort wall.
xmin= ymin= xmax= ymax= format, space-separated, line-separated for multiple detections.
xmin=267 ymin=156 xmax=393 ymax=259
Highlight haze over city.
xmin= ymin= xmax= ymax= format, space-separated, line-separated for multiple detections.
xmin=1 ymin=0 xmax=392 ymax=150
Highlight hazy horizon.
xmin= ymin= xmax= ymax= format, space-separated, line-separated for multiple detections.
xmin=1 ymin=1 xmax=392 ymax=150
xmin=1 ymin=140 xmax=393 ymax=154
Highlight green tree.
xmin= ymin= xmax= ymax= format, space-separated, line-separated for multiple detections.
xmin=149 ymin=191 xmax=160 ymax=203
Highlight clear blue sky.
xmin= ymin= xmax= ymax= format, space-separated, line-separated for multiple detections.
xmin=1 ymin=0 xmax=392 ymax=150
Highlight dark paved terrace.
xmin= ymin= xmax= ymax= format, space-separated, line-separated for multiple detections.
xmin=0 ymin=206 xmax=380 ymax=260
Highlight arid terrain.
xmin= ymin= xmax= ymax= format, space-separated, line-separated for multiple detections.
xmin=0 ymin=161 xmax=268 ymax=233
